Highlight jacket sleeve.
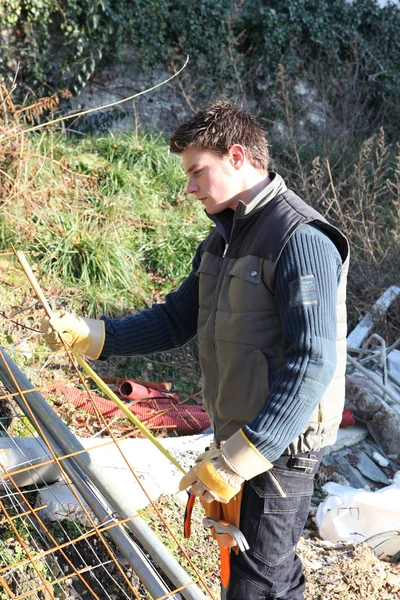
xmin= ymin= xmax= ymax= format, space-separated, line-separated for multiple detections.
xmin=98 ymin=243 xmax=203 ymax=359
xmin=242 ymin=224 xmax=343 ymax=462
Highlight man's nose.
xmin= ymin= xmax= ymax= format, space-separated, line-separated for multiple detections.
xmin=186 ymin=178 xmax=199 ymax=195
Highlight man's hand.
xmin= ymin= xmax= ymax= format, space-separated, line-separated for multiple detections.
xmin=179 ymin=448 xmax=244 ymax=503
xmin=41 ymin=310 xmax=105 ymax=359
xmin=179 ymin=430 xmax=274 ymax=503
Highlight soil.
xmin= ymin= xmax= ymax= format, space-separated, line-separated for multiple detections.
xmin=140 ymin=494 xmax=400 ymax=600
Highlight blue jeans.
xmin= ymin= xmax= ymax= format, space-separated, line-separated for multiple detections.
xmin=227 ymin=450 xmax=324 ymax=599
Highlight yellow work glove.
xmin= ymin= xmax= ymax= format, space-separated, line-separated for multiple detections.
xmin=179 ymin=430 xmax=273 ymax=504
xmin=179 ymin=449 xmax=244 ymax=503
xmin=41 ymin=310 xmax=105 ymax=359
xmin=194 ymin=446 xmax=220 ymax=464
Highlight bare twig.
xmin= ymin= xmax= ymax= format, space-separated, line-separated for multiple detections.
xmin=0 ymin=56 xmax=189 ymax=143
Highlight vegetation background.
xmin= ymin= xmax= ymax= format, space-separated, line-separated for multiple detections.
xmin=1 ymin=0 xmax=400 ymax=382
xmin=1 ymin=2 xmax=400 ymax=598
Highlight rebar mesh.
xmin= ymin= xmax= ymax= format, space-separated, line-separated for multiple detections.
xmin=0 ymin=393 xmax=144 ymax=599
xmin=0 ymin=250 xmax=216 ymax=600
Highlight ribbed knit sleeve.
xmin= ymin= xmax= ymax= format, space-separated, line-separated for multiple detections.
xmin=242 ymin=224 xmax=342 ymax=461
xmin=98 ymin=243 xmax=203 ymax=359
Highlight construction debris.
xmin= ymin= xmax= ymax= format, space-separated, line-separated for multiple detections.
xmin=347 ymin=285 xmax=400 ymax=349
xmin=299 ymin=539 xmax=400 ymax=600
xmin=346 ymin=373 xmax=400 ymax=455
xmin=325 ymin=287 xmax=400 ymax=493
xmin=316 ymin=472 xmax=400 ymax=561
xmin=311 ymin=287 xmax=400 ymax=569
xmin=46 ymin=381 xmax=210 ymax=436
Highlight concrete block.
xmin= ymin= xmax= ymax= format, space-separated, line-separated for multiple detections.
xmin=35 ymin=481 xmax=94 ymax=527
xmin=326 ymin=425 xmax=369 ymax=453
xmin=33 ymin=433 xmax=215 ymax=522
xmin=0 ymin=437 xmax=61 ymax=488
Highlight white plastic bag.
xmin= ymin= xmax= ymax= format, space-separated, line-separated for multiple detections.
xmin=316 ymin=471 xmax=400 ymax=560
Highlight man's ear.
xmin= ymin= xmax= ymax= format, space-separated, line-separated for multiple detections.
xmin=228 ymin=145 xmax=245 ymax=170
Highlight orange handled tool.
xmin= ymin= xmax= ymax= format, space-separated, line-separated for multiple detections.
xmin=220 ymin=546 xmax=231 ymax=592
xmin=184 ymin=491 xmax=196 ymax=539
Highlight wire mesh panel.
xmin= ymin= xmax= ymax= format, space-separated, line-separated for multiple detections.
xmin=0 ymin=386 xmax=146 ymax=600
xmin=0 ymin=250 xmax=217 ymax=600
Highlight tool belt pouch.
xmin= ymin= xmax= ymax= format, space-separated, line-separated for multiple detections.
xmin=201 ymin=484 xmax=244 ymax=555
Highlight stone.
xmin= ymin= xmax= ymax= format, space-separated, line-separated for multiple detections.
xmin=333 ymin=452 xmax=372 ymax=489
xmin=35 ymin=481 xmax=94 ymax=527
xmin=372 ymin=451 xmax=390 ymax=468
xmin=354 ymin=451 xmax=390 ymax=485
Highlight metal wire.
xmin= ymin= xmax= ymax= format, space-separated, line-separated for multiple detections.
xmin=0 ymin=253 xmax=217 ymax=599
xmin=0 ymin=397 xmax=141 ymax=600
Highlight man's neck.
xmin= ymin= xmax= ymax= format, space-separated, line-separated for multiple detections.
xmin=231 ymin=173 xmax=271 ymax=208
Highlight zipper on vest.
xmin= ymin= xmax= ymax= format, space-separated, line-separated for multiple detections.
xmin=209 ymin=219 xmax=236 ymax=441
xmin=209 ymin=250 xmax=230 ymax=438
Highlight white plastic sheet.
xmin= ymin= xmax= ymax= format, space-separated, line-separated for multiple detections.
xmin=316 ymin=472 xmax=400 ymax=560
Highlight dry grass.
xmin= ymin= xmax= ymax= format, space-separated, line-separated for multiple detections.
xmin=271 ymin=70 xmax=400 ymax=332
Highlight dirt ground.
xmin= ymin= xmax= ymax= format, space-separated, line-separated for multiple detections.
xmin=299 ymin=537 xmax=400 ymax=600
xmin=143 ymin=493 xmax=400 ymax=600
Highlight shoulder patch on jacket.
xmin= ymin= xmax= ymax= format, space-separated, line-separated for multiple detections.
xmin=289 ymin=275 xmax=318 ymax=307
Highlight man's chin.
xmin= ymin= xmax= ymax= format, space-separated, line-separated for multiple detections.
xmin=205 ymin=202 xmax=225 ymax=214
xmin=203 ymin=197 xmax=236 ymax=214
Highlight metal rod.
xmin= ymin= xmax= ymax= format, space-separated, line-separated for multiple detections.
xmin=0 ymin=347 xmax=208 ymax=600
xmin=13 ymin=248 xmax=186 ymax=474
xmin=37 ymin=421 xmax=175 ymax=599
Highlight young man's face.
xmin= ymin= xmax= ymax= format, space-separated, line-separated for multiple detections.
xmin=182 ymin=147 xmax=241 ymax=214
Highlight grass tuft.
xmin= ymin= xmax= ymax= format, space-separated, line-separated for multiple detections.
xmin=0 ymin=122 xmax=209 ymax=317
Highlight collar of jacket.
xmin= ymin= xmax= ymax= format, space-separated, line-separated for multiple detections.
xmin=206 ymin=172 xmax=288 ymax=242
xmin=236 ymin=171 xmax=287 ymax=217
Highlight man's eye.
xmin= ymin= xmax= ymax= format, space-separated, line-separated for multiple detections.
xmin=194 ymin=169 xmax=201 ymax=176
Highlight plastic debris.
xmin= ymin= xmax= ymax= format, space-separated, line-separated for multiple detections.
xmin=316 ymin=472 xmax=400 ymax=560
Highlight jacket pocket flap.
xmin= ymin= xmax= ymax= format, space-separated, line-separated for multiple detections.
xmin=195 ymin=252 xmax=222 ymax=277
xmin=228 ymin=256 xmax=262 ymax=284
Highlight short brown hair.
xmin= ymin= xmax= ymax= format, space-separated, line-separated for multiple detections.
xmin=170 ymin=99 xmax=269 ymax=171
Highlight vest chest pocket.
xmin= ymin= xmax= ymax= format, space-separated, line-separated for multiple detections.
xmin=226 ymin=255 xmax=270 ymax=314
xmin=196 ymin=252 xmax=223 ymax=310
xmin=228 ymin=255 xmax=262 ymax=283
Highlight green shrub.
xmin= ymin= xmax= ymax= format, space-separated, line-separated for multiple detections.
xmin=0 ymin=126 xmax=209 ymax=316
xmin=1 ymin=0 xmax=400 ymax=138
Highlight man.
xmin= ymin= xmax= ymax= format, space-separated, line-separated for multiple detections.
xmin=42 ymin=100 xmax=349 ymax=599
